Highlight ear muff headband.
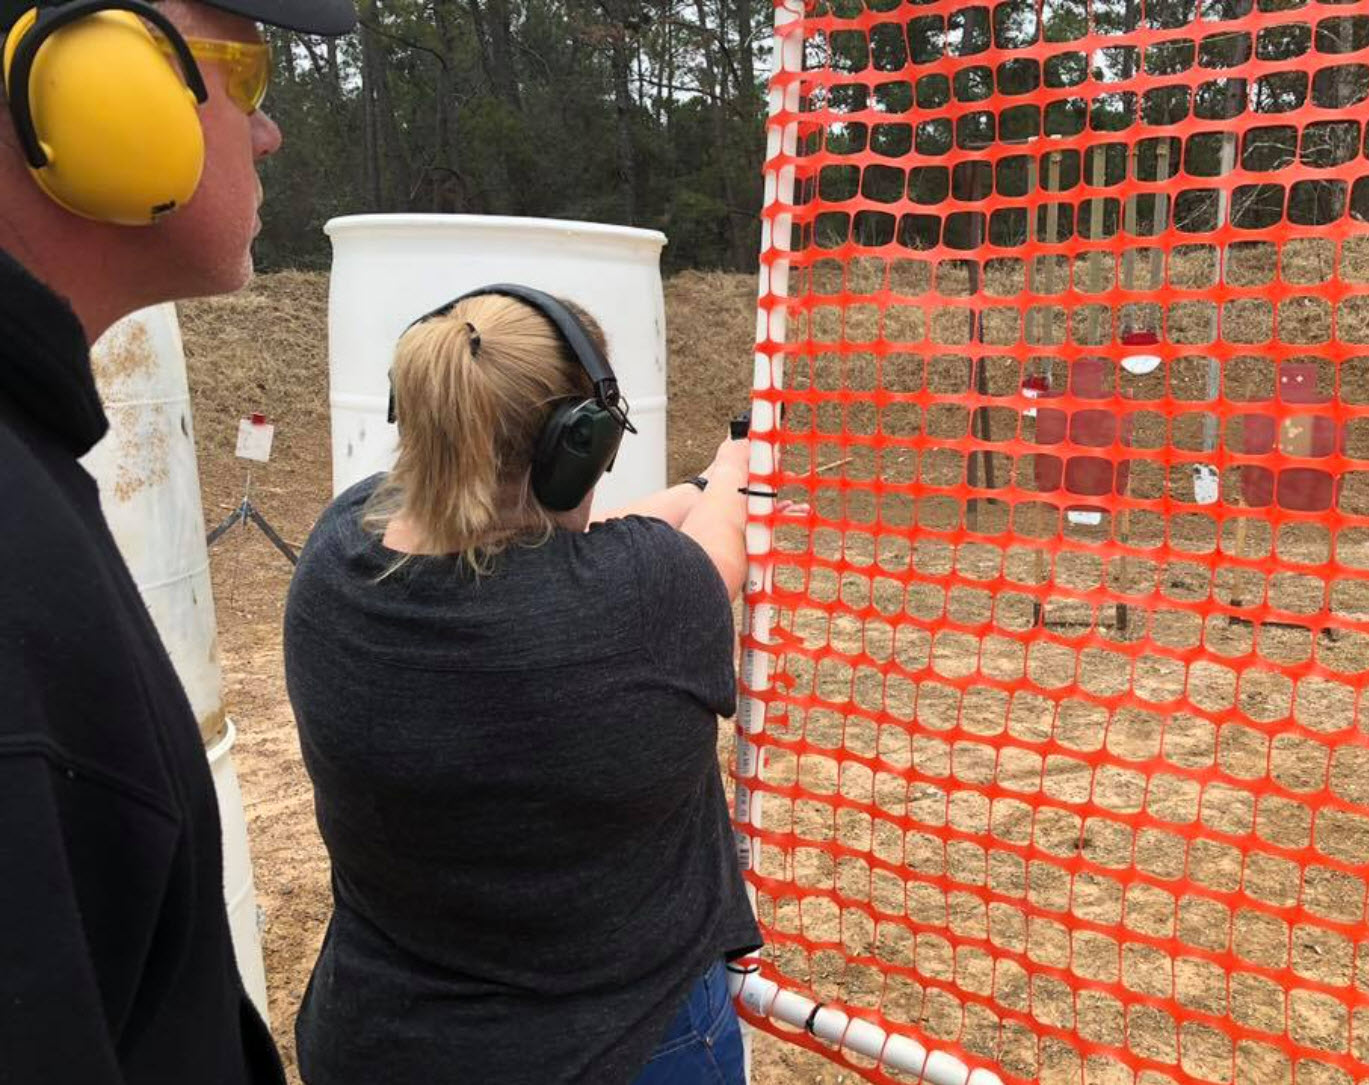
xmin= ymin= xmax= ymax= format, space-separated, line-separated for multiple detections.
xmin=391 ymin=284 xmax=636 ymax=512
xmin=6 ymin=0 xmax=207 ymax=169
xmin=413 ymin=284 xmax=635 ymax=432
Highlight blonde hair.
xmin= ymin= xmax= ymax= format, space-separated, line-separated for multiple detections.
xmin=362 ymin=292 xmax=603 ymax=571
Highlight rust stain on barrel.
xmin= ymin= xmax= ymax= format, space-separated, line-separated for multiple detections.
xmin=91 ymin=320 xmax=155 ymax=385
xmin=112 ymin=419 xmax=170 ymax=502
xmin=199 ymin=706 xmax=228 ymax=748
xmin=90 ymin=321 xmax=173 ymax=502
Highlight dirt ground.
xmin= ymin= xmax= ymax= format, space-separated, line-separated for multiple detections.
xmin=181 ymin=270 xmax=845 ymax=1085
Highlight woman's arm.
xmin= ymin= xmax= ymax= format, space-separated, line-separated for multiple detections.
xmin=594 ymin=434 xmax=752 ymax=597
xmin=677 ymin=437 xmax=750 ymax=599
xmin=591 ymin=481 xmax=706 ymax=528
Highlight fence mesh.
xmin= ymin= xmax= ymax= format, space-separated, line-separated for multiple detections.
xmin=733 ymin=0 xmax=1369 ymax=1082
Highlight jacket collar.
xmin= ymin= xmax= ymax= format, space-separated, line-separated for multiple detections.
xmin=0 ymin=248 xmax=108 ymax=457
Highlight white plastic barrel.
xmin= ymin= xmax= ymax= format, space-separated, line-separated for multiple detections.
xmin=84 ymin=305 xmax=270 ymax=1022
xmin=83 ymin=307 xmax=223 ymax=739
xmin=324 ymin=214 xmax=668 ymax=511
xmin=207 ymin=720 xmax=269 ymax=1012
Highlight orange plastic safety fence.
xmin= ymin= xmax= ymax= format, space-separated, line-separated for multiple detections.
xmin=734 ymin=0 xmax=1369 ymax=1083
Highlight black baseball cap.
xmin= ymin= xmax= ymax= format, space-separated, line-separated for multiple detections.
xmin=1 ymin=0 xmax=355 ymax=35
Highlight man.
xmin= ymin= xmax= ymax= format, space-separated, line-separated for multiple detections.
xmin=0 ymin=0 xmax=352 ymax=1079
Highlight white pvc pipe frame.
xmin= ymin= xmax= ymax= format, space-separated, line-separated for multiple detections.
xmin=727 ymin=5 xmax=1003 ymax=1084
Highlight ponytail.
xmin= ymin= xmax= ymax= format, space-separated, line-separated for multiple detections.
xmin=362 ymin=292 xmax=600 ymax=572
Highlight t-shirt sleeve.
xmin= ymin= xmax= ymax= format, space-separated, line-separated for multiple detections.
xmin=610 ymin=515 xmax=738 ymax=717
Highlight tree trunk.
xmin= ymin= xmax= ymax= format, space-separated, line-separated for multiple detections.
xmin=731 ymin=0 xmax=761 ymax=270
xmin=359 ymin=0 xmax=383 ymax=209
xmin=432 ymin=2 xmax=464 ymax=211
xmin=610 ymin=32 xmax=637 ymax=223
xmin=694 ymin=0 xmax=745 ymax=265
xmin=465 ymin=0 xmax=497 ymax=86
xmin=653 ymin=11 xmax=669 ymax=125
xmin=467 ymin=0 xmax=520 ymax=110
xmin=734 ymin=0 xmax=754 ymax=101
xmin=464 ymin=0 xmax=518 ymax=211
xmin=487 ymin=0 xmax=522 ymax=110
xmin=636 ymin=33 xmax=645 ymax=107
xmin=369 ymin=25 xmax=407 ymax=209
xmin=326 ymin=35 xmax=341 ymax=97
xmin=715 ymin=0 xmax=729 ymax=102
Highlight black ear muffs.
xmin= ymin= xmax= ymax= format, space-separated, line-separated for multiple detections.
xmin=392 ymin=283 xmax=635 ymax=513
xmin=531 ymin=400 xmax=627 ymax=511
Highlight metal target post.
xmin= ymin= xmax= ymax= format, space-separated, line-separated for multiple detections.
xmin=205 ymin=413 xmax=298 ymax=566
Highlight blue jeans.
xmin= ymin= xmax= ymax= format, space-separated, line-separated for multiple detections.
xmin=632 ymin=961 xmax=745 ymax=1085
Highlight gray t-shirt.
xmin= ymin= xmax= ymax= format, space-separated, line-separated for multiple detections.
xmin=284 ymin=476 xmax=761 ymax=1084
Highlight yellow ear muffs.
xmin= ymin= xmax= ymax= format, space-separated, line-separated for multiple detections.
xmin=3 ymin=0 xmax=208 ymax=225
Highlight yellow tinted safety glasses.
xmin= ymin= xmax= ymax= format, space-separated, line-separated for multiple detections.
xmin=151 ymin=31 xmax=271 ymax=115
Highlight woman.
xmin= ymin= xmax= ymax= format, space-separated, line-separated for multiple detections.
xmin=283 ymin=285 xmax=761 ymax=1085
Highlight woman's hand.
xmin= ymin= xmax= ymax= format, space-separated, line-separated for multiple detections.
xmin=700 ymin=436 xmax=750 ymax=488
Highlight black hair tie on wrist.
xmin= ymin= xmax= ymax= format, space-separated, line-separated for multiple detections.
xmin=686 ymin=476 xmax=708 ymax=492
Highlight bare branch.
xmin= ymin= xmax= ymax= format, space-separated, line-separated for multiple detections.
xmin=357 ymin=13 xmax=449 ymax=66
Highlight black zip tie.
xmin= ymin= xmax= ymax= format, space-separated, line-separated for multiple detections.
xmin=803 ymin=1002 xmax=824 ymax=1035
xmin=738 ymin=487 xmax=779 ymax=498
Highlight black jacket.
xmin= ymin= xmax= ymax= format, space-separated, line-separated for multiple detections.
xmin=0 ymin=250 xmax=283 ymax=1084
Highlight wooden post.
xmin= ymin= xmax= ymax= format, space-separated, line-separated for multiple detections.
xmin=1081 ymin=146 xmax=1128 ymax=631
xmin=1214 ymin=129 xmax=1250 ymax=603
xmin=1028 ymin=147 xmax=1063 ymax=627
xmin=967 ymin=165 xmax=994 ymax=535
